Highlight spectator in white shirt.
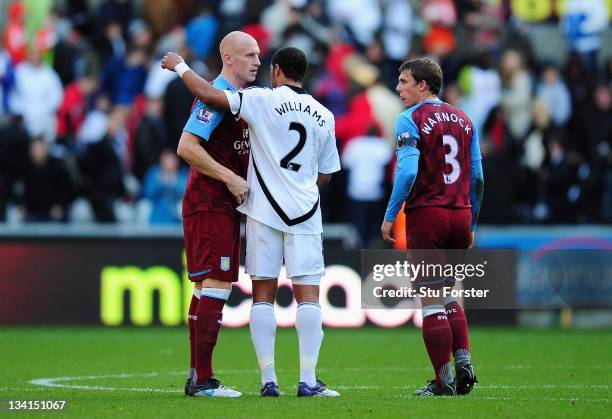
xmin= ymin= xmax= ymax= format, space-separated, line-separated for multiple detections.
xmin=9 ymin=47 xmax=63 ymax=143
xmin=341 ymin=127 xmax=392 ymax=245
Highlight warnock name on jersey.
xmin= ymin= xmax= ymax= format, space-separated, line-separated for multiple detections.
xmin=182 ymin=76 xmax=250 ymax=216
xmin=396 ymin=99 xmax=481 ymax=211
xmin=224 ymin=85 xmax=340 ymax=234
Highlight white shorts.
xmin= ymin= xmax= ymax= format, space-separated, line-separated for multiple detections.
xmin=245 ymin=217 xmax=324 ymax=283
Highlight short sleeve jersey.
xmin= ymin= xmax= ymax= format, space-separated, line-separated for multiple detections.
xmin=395 ymin=99 xmax=481 ymax=211
xmin=224 ymin=85 xmax=341 ymax=234
xmin=182 ymin=76 xmax=249 ymax=216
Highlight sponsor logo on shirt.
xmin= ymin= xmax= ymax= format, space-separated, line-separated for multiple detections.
xmin=233 ymin=140 xmax=250 ymax=155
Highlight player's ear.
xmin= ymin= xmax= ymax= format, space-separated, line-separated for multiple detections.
xmin=418 ymin=79 xmax=428 ymax=92
xmin=223 ymin=52 xmax=232 ymax=66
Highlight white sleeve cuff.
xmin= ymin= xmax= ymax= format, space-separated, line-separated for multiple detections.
xmin=224 ymin=90 xmax=242 ymax=115
xmin=175 ymin=62 xmax=190 ymax=78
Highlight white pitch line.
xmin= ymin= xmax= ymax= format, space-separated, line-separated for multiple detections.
xmin=1 ymin=387 xmax=47 ymax=392
xmin=24 ymin=371 xmax=612 ymax=403
xmin=29 ymin=378 xmax=178 ymax=393
xmin=7 ymin=384 xmax=612 ymax=403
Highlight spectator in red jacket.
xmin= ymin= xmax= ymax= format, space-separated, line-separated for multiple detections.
xmin=56 ymin=73 xmax=98 ymax=147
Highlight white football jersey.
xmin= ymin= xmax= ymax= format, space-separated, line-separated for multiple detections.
xmin=224 ymin=85 xmax=340 ymax=234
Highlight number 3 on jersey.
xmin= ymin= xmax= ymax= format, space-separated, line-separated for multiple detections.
xmin=280 ymin=122 xmax=306 ymax=172
xmin=443 ymin=134 xmax=460 ymax=184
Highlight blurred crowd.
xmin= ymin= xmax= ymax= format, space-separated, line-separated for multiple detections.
xmin=0 ymin=0 xmax=610 ymax=244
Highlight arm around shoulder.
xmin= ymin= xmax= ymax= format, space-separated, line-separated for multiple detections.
xmin=161 ymin=52 xmax=229 ymax=110
xmin=181 ymin=70 xmax=230 ymax=110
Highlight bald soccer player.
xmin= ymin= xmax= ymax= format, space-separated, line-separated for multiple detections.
xmin=180 ymin=31 xmax=260 ymax=398
xmin=163 ymin=46 xmax=342 ymax=398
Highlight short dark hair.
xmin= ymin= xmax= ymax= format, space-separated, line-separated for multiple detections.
xmin=399 ymin=58 xmax=443 ymax=95
xmin=271 ymin=47 xmax=308 ymax=83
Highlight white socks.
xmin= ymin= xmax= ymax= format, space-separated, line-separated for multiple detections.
xmin=295 ymin=302 xmax=323 ymax=387
xmin=250 ymin=301 xmax=324 ymax=387
xmin=250 ymin=302 xmax=277 ymax=385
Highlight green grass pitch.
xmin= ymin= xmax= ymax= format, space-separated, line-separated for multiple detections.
xmin=1 ymin=327 xmax=611 ymax=418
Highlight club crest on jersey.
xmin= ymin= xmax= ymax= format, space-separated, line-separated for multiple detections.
xmin=197 ymin=108 xmax=213 ymax=124
xmin=220 ymin=257 xmax=230 ymax=271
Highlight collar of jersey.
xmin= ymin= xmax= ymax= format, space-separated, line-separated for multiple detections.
xmin=406 ymin=98 xmax=443 ymax=113
xmin=213 ymin=75 xmax=238 ymax=92
xmin=282 ymin=84 xmax=308 ymax=95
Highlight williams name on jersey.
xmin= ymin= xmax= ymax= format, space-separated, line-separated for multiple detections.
xmin=224 ymin=85 xmax=340 ymax=234
xmin=274 ymin=100 xmax=328 ymax=128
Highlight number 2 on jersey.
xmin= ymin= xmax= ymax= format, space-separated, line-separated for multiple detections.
xmin=443 ymin=134 xmax=460 ymax=184
xmin=280 ymin=122 xmax=306 ymax=172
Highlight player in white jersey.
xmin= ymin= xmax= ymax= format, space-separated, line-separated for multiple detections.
xmin=162 ymin=47 xmax=341 ymax=397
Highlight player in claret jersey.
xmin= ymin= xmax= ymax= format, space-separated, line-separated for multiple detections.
xmin=163 ymin=46 xmax=341 ymax=398
xmin=178 ymin=31 xmax=260 ymax=398
xmin=381 ymin=58 xmax=484 ymax=397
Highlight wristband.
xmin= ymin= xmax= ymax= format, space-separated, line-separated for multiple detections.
xmin=175 ymin=62 xmax=190 ymax=78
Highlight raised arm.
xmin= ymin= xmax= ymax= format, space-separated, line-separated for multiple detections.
xmin=161 ymin=52 xmax=230 ymax=111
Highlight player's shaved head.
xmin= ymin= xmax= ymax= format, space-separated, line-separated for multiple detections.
xmin=219 ymin=31 xmax=257 ymax=56
xmin=217 ymin=31 xmax=260 ymax=86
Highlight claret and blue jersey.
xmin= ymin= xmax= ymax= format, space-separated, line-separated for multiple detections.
xmin=183 ymin=76 xmax=237 ymax=141
xmin=181 ymin=76 xmax=250 ymax=216
xmin=384 ymin=99 xmax=484 ymax=231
